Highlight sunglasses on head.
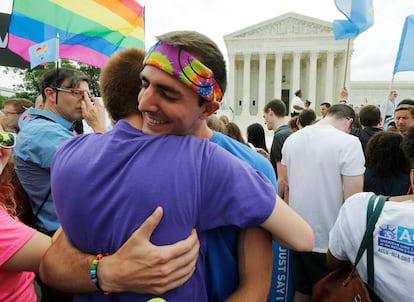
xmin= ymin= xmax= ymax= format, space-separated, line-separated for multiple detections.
xmin=0 ymin=132 xmax=17 ymax=148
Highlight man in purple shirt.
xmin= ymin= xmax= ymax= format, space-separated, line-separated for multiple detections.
xmin=41 ymin=32 xmax=313 ymax=302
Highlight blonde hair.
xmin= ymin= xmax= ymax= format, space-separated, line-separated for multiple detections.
xmin=207 ymin=115 xmax=227 ymax=134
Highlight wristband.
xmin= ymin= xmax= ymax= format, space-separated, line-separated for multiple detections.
xmin=90 ymin=253 xmax=110 ymax=295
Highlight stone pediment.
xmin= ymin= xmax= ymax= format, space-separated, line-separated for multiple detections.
xmin=224 ymin=12 xmax=333 ymax=39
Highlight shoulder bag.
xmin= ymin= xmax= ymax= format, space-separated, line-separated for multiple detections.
xmin=311 ymin=195 xmax=386 ymax=302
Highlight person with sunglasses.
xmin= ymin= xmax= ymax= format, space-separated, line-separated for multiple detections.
xmin=13 ymin=67 xmax=107 ymax=302
xmin=0 ymin=116 xmax=51 ymax=302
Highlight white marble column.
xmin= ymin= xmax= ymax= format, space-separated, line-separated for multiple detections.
xmin=308 ymin=52 xmax=318 ymax=108
xmin=228 ymin=53 xmax=236 ymax=111
xmin=273 ymin=52 xmax=282 ymax=99
xmin=292 ymin=52 xmax=301 ymax=98
xmin=325 ymin=51 xmax=334 ymax=103
xmin=258 ymin=53 xmax=267 ymax=112
xmin=242 ymin=53 xmax=251 ymax=115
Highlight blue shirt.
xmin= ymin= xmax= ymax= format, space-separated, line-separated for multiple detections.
xmin=380 ymin=98 xmax=396 ymax=117
xmin=206 ymin=131 xmax=277 ymax=301
xmin=364 ymin=168 xmax=410 ymax=196
xmin=14 ymin=108 xmax=74 ymax=233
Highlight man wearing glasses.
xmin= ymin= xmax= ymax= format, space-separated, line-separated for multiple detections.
xmin=13 ymin=67 xmax=106 ymax=302
xmin=2 ymin=98 xmax=33 ymax=132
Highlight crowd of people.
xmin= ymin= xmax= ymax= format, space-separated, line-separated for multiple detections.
xmin=0 ymin=29 xmax=413 ymax=302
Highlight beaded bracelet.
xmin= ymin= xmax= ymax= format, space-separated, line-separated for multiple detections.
xmin=90 ymin=253 xmax=110 ymax=295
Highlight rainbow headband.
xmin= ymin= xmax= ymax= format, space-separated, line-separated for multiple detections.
xmin=143 ymin=41 xmax=223 ymax=103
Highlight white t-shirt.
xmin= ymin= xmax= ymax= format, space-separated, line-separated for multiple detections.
xmin=329 ymin=192 xmax=414 ymax=302
xmin=281 ymin=124 xmax=365 ymax=252
xmin=290 ymin=96 xmax=304 ymax=114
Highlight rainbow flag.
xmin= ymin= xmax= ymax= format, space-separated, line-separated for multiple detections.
xmin=8 ymin=0 xmax=144 ymax=68
xmin=29 ymin=38 xmax=58 ymax=69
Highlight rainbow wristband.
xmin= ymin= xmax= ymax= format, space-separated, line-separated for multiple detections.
xmin=90 ymin=253 xmax=110 ymax=295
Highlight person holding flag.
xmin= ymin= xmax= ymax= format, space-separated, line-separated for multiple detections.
xmin=380 ymin=90 xmax=398 ymax=129
xmin=333 ymin=0 xmax=375 ymax=104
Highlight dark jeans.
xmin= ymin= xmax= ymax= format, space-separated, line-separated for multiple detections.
xmin=291 ymin=251 xmax=330 ymax=295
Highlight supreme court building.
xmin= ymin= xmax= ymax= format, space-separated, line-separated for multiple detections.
xmin=218 ymin=12 xmax=413 ymax=134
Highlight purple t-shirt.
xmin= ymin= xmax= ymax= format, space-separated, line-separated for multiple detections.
xmin=51 ymin=121 xmax=276 ymax=302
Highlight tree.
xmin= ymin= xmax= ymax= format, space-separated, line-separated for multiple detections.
xmin=0 ymin=95 xmax=7 ymax=108
xmin=3 ymin=60 xmax=101 ymax=100
xmin=78 ymin=64 xmax=101 ymax=97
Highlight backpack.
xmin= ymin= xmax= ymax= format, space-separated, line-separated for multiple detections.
xmin=12 ymin=169 xmax=50 ymax=228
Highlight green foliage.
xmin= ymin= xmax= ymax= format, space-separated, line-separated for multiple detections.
xmin=3 ymin=60 xmax=101 ymax=100
xmin=0 ymin=95 xmax=7 ymax=108
xmin=78 ymin=64 xmax=101 ymax=97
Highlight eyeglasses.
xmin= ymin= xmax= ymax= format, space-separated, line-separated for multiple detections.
xmin=54 ymin=87 xmax=94 ymax=99
xmin=2 ymin=110 xmax=19 ymax=116
xmin=0 ymin=132 xmax=16 ymax=148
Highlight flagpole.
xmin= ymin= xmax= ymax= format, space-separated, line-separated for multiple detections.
xmin=342 ymin=38 xmax=351 ymax=89
xmin=56 ymin=33 xmax=60 ymax=68
xmin=143 ymin=6 xmax=146 ymax=48
xmin=55 ymin=33 xmax=60 ymax=104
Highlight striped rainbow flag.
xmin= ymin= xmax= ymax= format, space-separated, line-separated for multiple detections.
xmin=8 ymin=0 xmax=144 ymax=68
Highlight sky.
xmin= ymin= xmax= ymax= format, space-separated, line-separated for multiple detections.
xmin=1 ymin=0 xmax=414 ymax=89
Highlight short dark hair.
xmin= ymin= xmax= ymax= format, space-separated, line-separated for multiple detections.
xmin=366 ymin=131 xmax=410 ymax=177
xmin=157 ymin=31 xmax=227 ymax=97
xmin=398 ymin=99 xmax=414 ymax=106
xmin=326 ymin=104 xmax=355 ymax=120
xmin=40 ymin=68 xmax=89 ymax=99
xmin=263 ymin=99 xmax=286 ymax=117
xmin=359 ymin=105 xmax=380 ymax=127
xmin=320 ymin=102 xmax=331 ymax=108
xmin=395 ymin=104 xmax=414 ymax=117
xmin=298 ymin=109 xmax=316 ymax=127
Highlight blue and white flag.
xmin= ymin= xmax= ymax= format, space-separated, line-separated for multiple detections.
xmin=333 ymin=0 xmax=374 ymax=40
xmin=393 ymin=15 xmax=414 ymax=74
xmin=28 ymin=38 xmax=57 ymax=69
